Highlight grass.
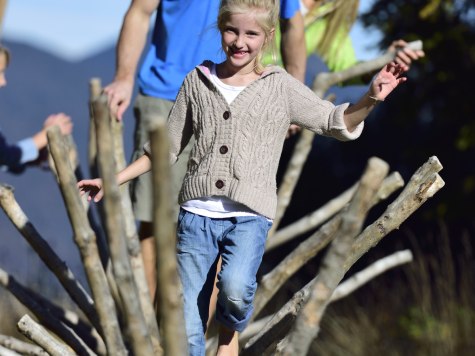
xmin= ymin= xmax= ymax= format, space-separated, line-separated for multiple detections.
xmin=311 ymin=221 xmax=475 ymax=356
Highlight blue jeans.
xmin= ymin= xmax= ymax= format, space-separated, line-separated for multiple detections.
xmin=176 ymin=209 xmax=272 ymax=356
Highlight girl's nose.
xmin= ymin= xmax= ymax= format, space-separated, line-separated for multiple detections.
xmin=234 ymin=35 xmax=244 ymax=48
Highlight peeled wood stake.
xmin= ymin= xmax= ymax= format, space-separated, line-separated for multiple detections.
xmin=0 ymin=268 xmax=96 ymax=355
xmin=252 ymin=169 xmax=403 ymax=321
xmin=17 ymin=315 xmax=76 ymax=356
xmin=0 ymin=183 xmax=101 ymax=337
xmin=93 ymin=94 xmax=155 ymax=356
xmin=0 ymin=334 xmax=49 ymax=356
xmin=47 ymin=126 xmax=127 ymax=356
xmin=150 ymin=119 xmax=188 ymax=356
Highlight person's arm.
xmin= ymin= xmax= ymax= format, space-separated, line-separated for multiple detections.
xmin=103 ymin=0 xmax=159 ymax=121
xmin=280 ymin=9 xmax=306 ymax=83
xmin=77 ymin=154 xmax=152 ymax=202
xmin=344 ymin=63 xmax=407 ymax=132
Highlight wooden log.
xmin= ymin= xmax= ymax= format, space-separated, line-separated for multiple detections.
xmin=1 ymin=273 xmax=104 ymax=354
xmin=0 ymin=268 xmax=96 ymax=355
xmin=267 ymin=182 xmax=358 ymax=251
xmin=0 ymin=184 xmax=101 ymax=335
xmin=347 ymin=156 xmax=444 ymax=267
xmin=241 ymin=249 xmax=413 ymax=355
xmin=0 ymin=334 xmax=49 ymax=356
xmin=92 ymin=94 xmax=155 ymax=356
xmin=46 ymin=126 xmax=127 ymax=356
xmin=88 ymin=78 xmax=101 ymax=178
xmin=17 ymin=315 xmax=75 ymax=356
xmin=149 ymin=120 xmax=188 ymax=356
xmin=0 ymin=344 xmax=22 ymax=356
xmin=252 ymin=170 xmax=403 ymax=320
xmin=108 ymin=98 xmax=162 ymax=354
xmin=242 ymin=156 xmax=444 ymax=355
xmin=280 ymin=157 xmax=389 ymax=355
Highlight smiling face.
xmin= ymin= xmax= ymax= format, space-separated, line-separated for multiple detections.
xmin=221 ymin=11 xmax=270 ymax=75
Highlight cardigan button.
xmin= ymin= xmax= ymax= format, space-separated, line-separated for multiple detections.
xmin=223 ymin=111 xmax=230 ymax=120
xmin=219 ymin=145 xmax=228 ymax=154
xmin=215 ymin=180 xmax=224 ymax=189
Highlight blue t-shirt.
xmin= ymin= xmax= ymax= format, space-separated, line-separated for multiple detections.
xmin=138 ymin=0 xmax=300 ymax=101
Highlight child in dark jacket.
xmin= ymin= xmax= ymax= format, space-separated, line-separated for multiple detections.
xmin=0 ymin=46 xmax=73 ymax=173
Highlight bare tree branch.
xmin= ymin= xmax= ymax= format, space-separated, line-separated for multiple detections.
xmin=17 ymin=315 xmax=75 ymax=356
xmin=242 ymin=156 xmax=443 ymax=355
xmin=332 ymin=249 xmax=413 ymax=301
xmin=0 ymin=334 xmax=49 ymax=356
xmin=240 ymin=249 xmax=412 ymax=352
xmin=267 ymin=181 xmax=357 ymax=251
xmin=0 ymin=269 xmax=96 ymax=355
xmin=106 ymin=100 xmax=162 ymax=355
xmin=253 ymin=170 xmax=403 ymax=320
xmin=150 ymin=120 xmax=188 ymax=356
xmin=0 ymin=184 xmax=101 ymax=335
xmin=347 ymin=156 xmax=444 ymax=268
xmin=47 ymin=126 xmax=127 ymax=356
xmin=280 ymin=157 xmax=389 ymax=355
xmin=93 ymin=94 xmax=155 ymax=356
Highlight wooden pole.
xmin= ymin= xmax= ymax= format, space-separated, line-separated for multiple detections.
xmin=47 ymin=126 xmax=127 ymax=356
xmin=107 ymin=94 xmax=162 ymax=354
xmin=0 ymin=334 xmax=48 ymax=356
xmin=150 ymin=119 xmax=188 ymax=356
xmin=93 ymin=94 xmax=155 ymax=356
xmin=17 ymin=315 xmax=75 ymax=356
xmin=0 ymin=268 xmax=96 ymax=355
xmin=0 ymin=183 xmax=101 ymax=335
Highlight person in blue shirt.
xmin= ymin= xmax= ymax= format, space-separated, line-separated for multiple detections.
xmin=0 ymin=46 xmax=73 ymax=174
xmin=103 ymin=0 xmax=306 ymax=301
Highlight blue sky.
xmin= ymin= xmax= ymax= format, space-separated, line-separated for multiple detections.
xmin=1 ymin=0 xmax=380 ymax=62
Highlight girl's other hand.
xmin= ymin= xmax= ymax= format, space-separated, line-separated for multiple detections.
xmin=369 ymin=63 xmax=407 ymax=101
xmin=77 ymin=178 xmax=104 ymax=202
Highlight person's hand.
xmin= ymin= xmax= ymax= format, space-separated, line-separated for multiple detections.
xmin=43 ymin=113 xmax=73 ymax=136
xmin=369 ymin=63 xmax=407 ymax=101
xmin=77 ymin=178 xmax=104 ymax=202
xmin=103 ymin=79 xmax=134 ymax=121
xmin=388 ymin=39 xmax=425 ymax=71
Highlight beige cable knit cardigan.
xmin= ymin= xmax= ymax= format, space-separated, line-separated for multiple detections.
xmin=144 ymin=61 xmax=364 ymax=219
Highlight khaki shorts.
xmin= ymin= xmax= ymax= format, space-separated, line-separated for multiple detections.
xmin=130 ymin=93 xmax=192 ymax=222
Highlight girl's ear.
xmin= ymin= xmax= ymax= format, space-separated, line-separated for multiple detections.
xmin=269 ymin=28 xmax=275 ymax=41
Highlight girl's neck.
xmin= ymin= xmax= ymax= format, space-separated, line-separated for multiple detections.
xmin=216 ymin=61 xmax=261 ymax=87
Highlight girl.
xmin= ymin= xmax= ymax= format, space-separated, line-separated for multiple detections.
xmin=0 ymin=46 xmax=73 ymax=173
xmin=78 ymin=0 xmax=408 ymax=354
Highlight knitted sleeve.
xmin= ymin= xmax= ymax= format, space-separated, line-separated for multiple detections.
xmin=142 ymin=72 xmax=194 ymax=165
xmin=284 ymin=73 xmax=364 ymax=141
xmin=167 ymin=74 xmax=194 ymax=165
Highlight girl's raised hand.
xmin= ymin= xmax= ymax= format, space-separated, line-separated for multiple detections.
xmin=77 ymin=178 xmax=104 ymax=202
xmin=369 ymin=63 xmax=407 ymax=101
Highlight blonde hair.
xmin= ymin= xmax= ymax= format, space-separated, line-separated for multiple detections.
xmin=217 ymin=0 xmax=279 ymax=73
xmin=305 ymin=0 xmax=359 ymax=62
xmin=0 ymin=46 xmax=10 ymax=66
